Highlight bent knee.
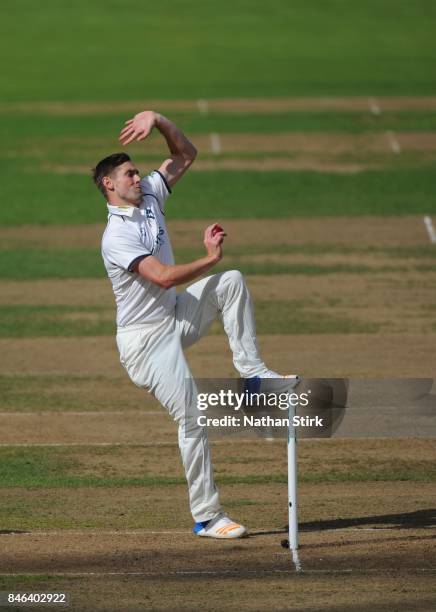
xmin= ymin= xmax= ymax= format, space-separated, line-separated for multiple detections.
xmin=223 ymin=269 xmax=245 ymax=285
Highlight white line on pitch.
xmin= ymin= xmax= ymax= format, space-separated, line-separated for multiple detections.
xmin=3 ymin=527 xmax=430 ymax=536
xmin=0 ymin=411 xmax=164 ymax=417
xmin=368 ymin=97 xmax=381 ymax=115
xmin=0 ymin=571 xmax=290 ymax=577
xmin=0 ymin=439 xmax=260 ymax=447
xmin=423 ymin=216 xmax=436 ymax=243
xmin=197 ymin=99 xmax=209 ymax=115
xmin=386 ymin=131 xmax=401 ymax=154
xmin=2 ymin=530 xmax=192 ymax=536
xmin=210 ymin=132 xmax=221 ymax=154
xmin=0 ymin=568 xmax=434 ymax=577
xmin=0 ymin=442 xmax=178 ymax=447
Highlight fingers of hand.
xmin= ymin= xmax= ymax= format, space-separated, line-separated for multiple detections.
xmin=119 ymin=125 xmax=134 ymax=138
xmin=120 ymin=133 xmax=150 ymax=145
xmin=119 ymin=124 xmax=135 ymax=143
xmin=136 ymin=130 xmax=148 ymax=142
xmin=204 ymin=225 xmax=225 ymax=251
xmin=205 ymin=224 xmax=216 ymax=238
xmin=119 ymin=133 xmax=135 ymax=145
xmin=212 ymin=225 xmax=225 ymax=245
xmin=119 ymin=126 xmax=148 ymax=145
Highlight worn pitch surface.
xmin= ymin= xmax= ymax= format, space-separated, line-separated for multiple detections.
xmin=2 ymin=98 xmax=436 ymax=606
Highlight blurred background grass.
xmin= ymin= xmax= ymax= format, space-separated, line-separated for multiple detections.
xmin=0 ymin=7 xmax=435 ymax=605
xmin=1 ymin=0 xmax=436 ymax=224
xmin=1 ymin=0 xmax=436 ymax=101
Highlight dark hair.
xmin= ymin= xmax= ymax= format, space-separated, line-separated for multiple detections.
xmin=92 ymin=152 xmax=131 ymax=197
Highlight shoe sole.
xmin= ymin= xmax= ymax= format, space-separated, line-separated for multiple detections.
xmin=197 ymin=527 xmax=247 ymax=539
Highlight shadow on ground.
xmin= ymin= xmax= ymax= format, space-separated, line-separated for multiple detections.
xmin=249 ymin=508 xmax=436 ymax=538
xmin=300 ymin=508 xmax=436 ymax=531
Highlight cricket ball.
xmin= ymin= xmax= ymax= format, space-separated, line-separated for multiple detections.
xmin=212 ymin=224 xmax=223 ymax=237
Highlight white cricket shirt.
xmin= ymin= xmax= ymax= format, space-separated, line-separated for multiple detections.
xmin=101 ymin=171 xmax=177 ymax=327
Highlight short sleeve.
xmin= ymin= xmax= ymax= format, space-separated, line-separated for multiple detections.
xmin=102 ymin=224 xmax=151 ymax=273
xmin=140 ymin=170 xmax=171 ymax=212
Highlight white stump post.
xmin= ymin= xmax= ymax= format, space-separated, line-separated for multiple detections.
xmin=288 ymin=401 xmax=301 ymax=571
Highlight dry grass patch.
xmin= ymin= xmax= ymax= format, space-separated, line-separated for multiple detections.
xmin=0 ymin=280 xmax=113 ymax=306
xmin=0 ymin=333 xmax=435 ymax=378
xmin=58 ymin=439 xmax=436 ymax=481
xmin=0 ymin=374 xmax=158 ymax=413
xmin=43 ymin=157 xmax=373 ymax=174
xmin=0 ymin=217 xmax=430 ymax=250
xmin=2 ymin=96 xmax=436 ymax=114
xmin=0 ymin=480 xmax=434 ymax=533
xmin=30 ymin=132 xmax=436 ymax=157
xmin=0 ymin=573 xmax=434 ymax=612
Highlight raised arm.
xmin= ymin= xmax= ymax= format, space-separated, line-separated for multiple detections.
xmin=133 ymin=224 xmax=225 ymax=289
xmin=119 ymin=111 xmax=197 ymax=188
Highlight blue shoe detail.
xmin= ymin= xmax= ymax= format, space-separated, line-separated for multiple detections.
xmin=193 ymin=519 xmax=212 ymax=535
xmin=244 ymin=376 xmax=261 ymax=394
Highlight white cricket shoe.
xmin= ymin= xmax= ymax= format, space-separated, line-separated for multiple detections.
xmin=260 ymin=370 xmax=300 ymax=387
xmin=244 ymin=371 xmax=301 ymax=441
xmin=193 ymin=513 xmax=247 ymax=539
xmin=246 ymin=371 xmax=300 ymax=390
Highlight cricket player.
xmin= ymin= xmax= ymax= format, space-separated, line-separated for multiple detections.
xmin=93 ymin=111 xmax=299 ymax=539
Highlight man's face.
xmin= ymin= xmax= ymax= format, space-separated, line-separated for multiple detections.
xmin=106 ymin=161 xmax=142 ymax=206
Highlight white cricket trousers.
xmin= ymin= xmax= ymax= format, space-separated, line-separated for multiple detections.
xmin=116 ymin=270 xmax=268 ymax=522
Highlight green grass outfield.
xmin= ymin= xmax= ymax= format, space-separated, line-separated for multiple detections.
xmin=0 ymin=302 xmax=379 ymax=337
xmin=0 ymin=243 xmax=434 ymax=281
xmin=4 ymin=111 xmax=436 ymax=137
xmin=2 ymin=167 xmax=436 ymax=225
xmin=1 ymin=2 xmax=436 ymax=224
xmin=1 ymin=0 xmax=436 ymax=100
xmin=0 ymin=246 xmax=416 ymax=280
xmin=0 ymin=442 xmax=433 ymax=489
xmin=0 ymin=3 xmax=435 ymax=609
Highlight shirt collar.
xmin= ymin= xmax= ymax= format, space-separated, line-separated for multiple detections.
xmin=107 ymin=203 xmax=136 ymax=218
